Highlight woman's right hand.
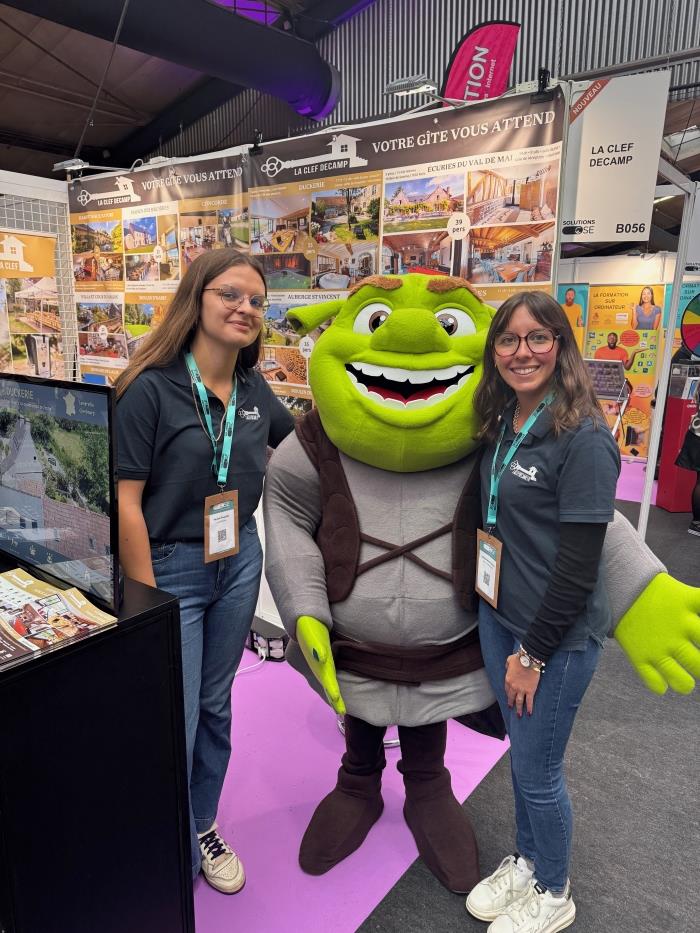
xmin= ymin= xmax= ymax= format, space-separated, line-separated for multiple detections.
xmin=118 ymin=479 xmax=157 ymax=587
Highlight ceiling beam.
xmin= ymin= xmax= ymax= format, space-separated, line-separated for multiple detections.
xmin=0 ymin=128 xmax=104 ymax=161
xmin=110 ymin=0 xmax=373 ymax=165
xmin=110 ymin=77 xmax=241 ymax=165
xmin=0 ymin=0 xmax=341 ymax=119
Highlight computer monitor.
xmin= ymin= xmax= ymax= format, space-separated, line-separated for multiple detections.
xmin=0 ymin=373 xmax=119 ymax=613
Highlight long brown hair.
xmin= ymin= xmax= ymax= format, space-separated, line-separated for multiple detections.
xmin=115 ymin=249 xmax=266 ymax=398
xmin=473 ymin=290 xmax=604 ymax=442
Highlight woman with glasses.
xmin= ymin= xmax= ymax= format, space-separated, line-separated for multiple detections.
xmin=467 ymin=291 xmax=620 ymax=933
xmin=115 ymin=249 xmax=294 ymax=894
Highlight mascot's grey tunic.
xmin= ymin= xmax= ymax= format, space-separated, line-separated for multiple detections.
xmin=264 ymin=430 xmax=664 ymax=728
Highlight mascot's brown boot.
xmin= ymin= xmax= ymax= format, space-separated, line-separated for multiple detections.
xmin=398 ymin=721 xmax=480 ymax=894
xmin=299 ymin=714 xmax=386 ymax=875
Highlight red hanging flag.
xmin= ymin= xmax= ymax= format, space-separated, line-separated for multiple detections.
xmin=441 ymin=21 xmax=521 ymax=104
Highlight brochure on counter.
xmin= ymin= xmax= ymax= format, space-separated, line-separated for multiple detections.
xmin=0 ymin=567 xmax=116 ymax=669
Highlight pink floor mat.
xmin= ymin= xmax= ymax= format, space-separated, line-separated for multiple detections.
xmin=194 ymin=656 xmax=508 ymax=932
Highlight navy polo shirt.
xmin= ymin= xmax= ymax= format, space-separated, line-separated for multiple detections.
xmin=480 ymin=404 xmax=620 ymax=650
xmin=117 ymin=356 xmax=294 ymax=542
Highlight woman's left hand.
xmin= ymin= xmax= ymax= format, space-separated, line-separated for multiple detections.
xmin=505 ymin=654 xmax=541 ymax=716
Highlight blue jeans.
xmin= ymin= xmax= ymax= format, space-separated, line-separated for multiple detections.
xmin=478 ymin=600 xmax=601 ymax=893
xmin=152 ymin=518 xmax=263 ymax=878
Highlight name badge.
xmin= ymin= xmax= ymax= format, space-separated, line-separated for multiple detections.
xmin=475 ymin=529 xmax=502 ymax=608
xmin=204 ymin=490 xmax=239 ymax=563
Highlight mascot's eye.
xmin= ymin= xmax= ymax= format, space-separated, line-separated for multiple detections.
xmin=435 ymin=308 xmax=476 ymax=337
xmin=353 ymin=302 xmax=393 ymax=334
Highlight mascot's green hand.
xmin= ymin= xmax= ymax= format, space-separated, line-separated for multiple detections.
xmin=614 ymin=573 xmax=700 ymax=695
xmin=297 ymin=615 xmax=346 ymax=715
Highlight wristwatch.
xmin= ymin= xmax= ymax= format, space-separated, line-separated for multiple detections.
xmin=517 ymin=645 xmax=545 ymax=673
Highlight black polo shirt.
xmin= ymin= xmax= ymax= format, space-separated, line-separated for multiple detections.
xmin=480 ymin=404 xmax=620 ymax=650
xmin=117 ymin=356 xmax=294 ymax=542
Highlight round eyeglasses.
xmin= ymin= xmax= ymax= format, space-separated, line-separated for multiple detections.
xmin=203 ymin=287 xmax=269 ymax=315
xmin=494 ymin=329 xmax=559 ymax=357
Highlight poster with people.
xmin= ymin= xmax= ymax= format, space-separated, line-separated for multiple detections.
xmin=585 ymin=325 xmax=659 ymax=459
xmin=557 ymin=282 xmax=589 ymax=350
xmin=0 ymin=229 xmax=63 ymax=379
xmin=587 ymin=283 xmax=665 ymax=331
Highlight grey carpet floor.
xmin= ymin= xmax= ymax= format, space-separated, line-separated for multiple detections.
xmin=358 ymin=504 xmax=700 ymax=933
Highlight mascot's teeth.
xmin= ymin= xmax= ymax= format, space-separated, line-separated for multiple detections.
xmin=347 ymin=365 xmax=474 ymax=408
xmin=368 ymin=394 xmax=404 ymax=409
xmin=350 ymin=363 xmax=470 ymax=384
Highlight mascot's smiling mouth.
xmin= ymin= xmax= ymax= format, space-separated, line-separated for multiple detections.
xmin=345 ymin=361 xmax=474 ymax=409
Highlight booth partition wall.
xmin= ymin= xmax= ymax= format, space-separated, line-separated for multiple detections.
xmin=0 ymin=179 xmax=78 ymax=381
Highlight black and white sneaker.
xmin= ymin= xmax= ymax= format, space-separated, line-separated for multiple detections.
xmin=688 ymin=520 xmax=700 ymax=537
xmin=198 ymin=822 xmax=245 ymax=894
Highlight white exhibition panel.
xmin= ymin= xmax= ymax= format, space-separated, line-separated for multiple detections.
xmin=561 ymin=72 xmax=671 ymax=243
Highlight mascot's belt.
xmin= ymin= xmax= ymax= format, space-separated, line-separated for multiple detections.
xmin=330 ymin=628 xmax=483 ymax=686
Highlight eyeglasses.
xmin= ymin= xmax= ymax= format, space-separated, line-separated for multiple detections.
xmin=494 ymin=329 xmax=559 ymax=357
xmin=203 ymin=287 xmax=269 ymax=315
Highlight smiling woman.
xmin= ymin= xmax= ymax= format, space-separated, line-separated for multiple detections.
xmin=468 ymin=290 xmax=620 ymax=930
xmin=114 ymin=249 xmax=295 ymax=894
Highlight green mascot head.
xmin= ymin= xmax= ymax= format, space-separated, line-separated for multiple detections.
xmin=287 ymin=273 xmax=495 ymax=472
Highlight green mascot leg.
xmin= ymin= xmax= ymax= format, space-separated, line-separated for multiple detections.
xmin=399 ymin=721 xmax=480 ymax=893
xmin=299 ymin=715 xmax=386 ymax=874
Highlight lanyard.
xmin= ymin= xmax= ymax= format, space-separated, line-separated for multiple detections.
xmin=185 ymin=351 xmax=237 ymax=489
xmin=486 ymin=391 xmax=554 ymax=530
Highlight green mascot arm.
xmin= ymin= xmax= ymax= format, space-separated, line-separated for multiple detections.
xmin=297 ymin=615 xmax=346 ymax=715
xmin=603 ymin=511 xmax=700 ymax=695
xmin=614 ymin=574 xmax=700 ymax=695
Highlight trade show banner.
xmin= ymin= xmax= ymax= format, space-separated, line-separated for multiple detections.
xmin=561 ymin=71 xmax=670 ymax=243
xmin=0 ymin=229 xmax=63 ymax=379
xmin=247 ymin=87 xmax=565 ymax=403
xmin=584 ymin=283 xmax=665 ymax=459
xmin=440 ymin=21 xmax=521 ymax=103
xmin=68 ymin=155 xmax=246 ymax=383
xmin=68 ymin=89 xmax=566 ymax=390
xmin=587 ymin=283 xmax=665 ymax=331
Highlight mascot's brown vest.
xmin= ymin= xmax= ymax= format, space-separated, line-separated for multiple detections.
xmin=295 ymin=409 xmax=481 ymax=611
xmin=294 ymin=410 xmax=506 ymax=739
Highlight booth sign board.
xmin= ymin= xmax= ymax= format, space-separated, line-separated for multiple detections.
xmin=561 ymin=71 xmax=671 ymax=243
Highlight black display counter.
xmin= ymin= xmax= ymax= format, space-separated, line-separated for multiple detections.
xmin=0 ymin=577 xmax=194 ymax=933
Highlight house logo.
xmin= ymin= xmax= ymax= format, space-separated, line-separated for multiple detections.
xmin=238 ymin=405 xmax=260 ymax=421
xmin=260 ymin=134 xmax=368 ymax=179
xmin=76 ymin=175 xmax=142 ymax=208
xmin=510 ymin=460 xmax=539 ymax=483
xmin=0 ymin=234 xmax=33 ymax=273
xmin=63 ymin=391 xmax=76 ymax=416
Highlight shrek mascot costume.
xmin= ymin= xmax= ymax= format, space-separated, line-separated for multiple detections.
xmin=263 ymin=274 xmax=700 ymax=893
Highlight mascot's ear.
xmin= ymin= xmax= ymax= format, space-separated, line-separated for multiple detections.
xmin=286 ymin=300 xmax=344 ymax=336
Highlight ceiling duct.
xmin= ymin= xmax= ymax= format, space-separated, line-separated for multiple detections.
xmin=3 ymin=0 xmax=341 ymax=120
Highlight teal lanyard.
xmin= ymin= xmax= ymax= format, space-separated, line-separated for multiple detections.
xmin=486 ymin=391 xmax=554 ymax=530
xmin=185 ymin=351 xmax=237 ymax=488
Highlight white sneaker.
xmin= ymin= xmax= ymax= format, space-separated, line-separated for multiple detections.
xmin=198 ymin=823 xmax=245 ymax=894
xmin=466 ymin=854 xmax=533 ymax=920
xmin=488 ymin=879 xmax=576 ymax=933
